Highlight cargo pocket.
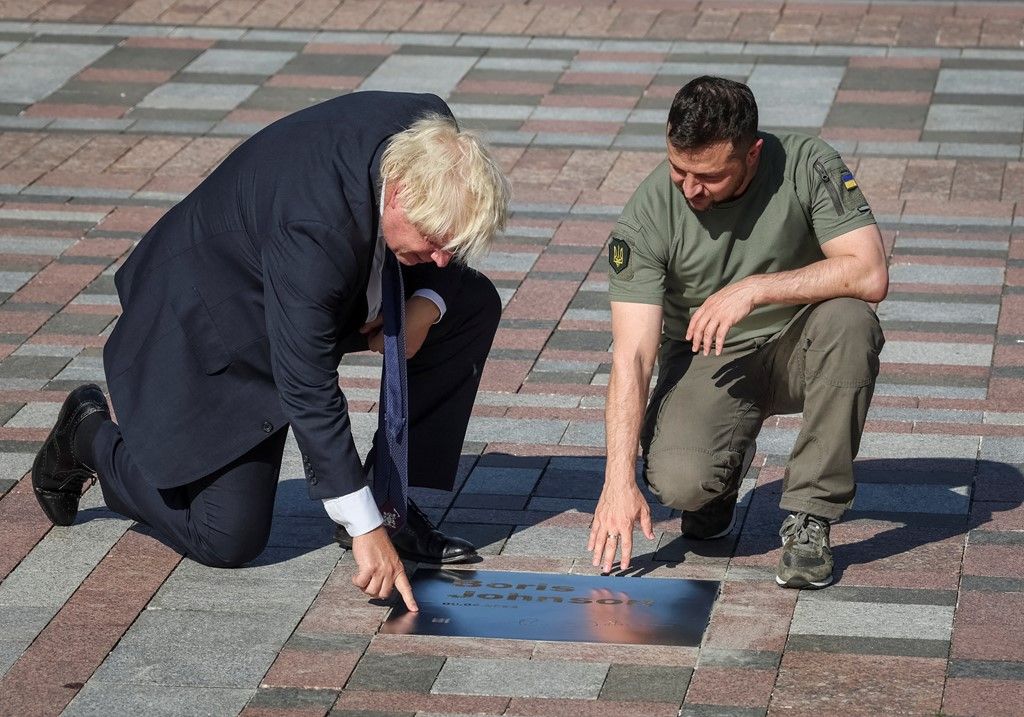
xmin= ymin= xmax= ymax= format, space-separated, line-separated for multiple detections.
xmin=170 ymin=287 xmax=232 ymax=375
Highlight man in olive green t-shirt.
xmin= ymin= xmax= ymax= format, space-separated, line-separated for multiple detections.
xmin=588 ymin=76 xmax=889 ymax=589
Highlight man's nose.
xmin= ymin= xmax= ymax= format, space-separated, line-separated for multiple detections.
xmin=682 ymin=176 xmax=703 ymax=198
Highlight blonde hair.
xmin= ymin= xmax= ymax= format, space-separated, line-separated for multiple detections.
xmin=380 ymin=114 xmax=511 ymax=262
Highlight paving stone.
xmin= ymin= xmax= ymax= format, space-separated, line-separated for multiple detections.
xmin=890 ymin=263 xmax=1005 ymax=285
xmin=856 ymin=434 xmax=979 ymax=462
xmin=0 ymin=42 xmax=112 ymax=103
xmin=0 ymin=271 xmax=32 ymax=292
xmin=53 ymin=355 xmax=105 ymax=382
xmin=91 ymin=608 xmax=298 ymax=687
xmin=948 ymin=659 xmax=1024 ymax=680
xmin=0 ymin=451 xmax=33 ymax=482
xmin=173 ymin=544 xmax=340 ymax=583
xmin=936 ymin=69 xmax=1024 ymax=95
xmin=0 ymin=605 xmax=57 ymax=644
xmin=772 ymin=653 xmax=946 ymax=715
xmin=926 ymin=104 xmax=1024 ymax=132
xmin=149 ymin=571 xmax=324 ymax=614
xmin=802 ymin=586 xmax=957 ymax=607
xmin=679 ymin=707 xmax=766 ymax=717
xmin=851 ymin=483 xmax=970 ymax=514
xmin=980 ymin=438 xmax=1024 ymax=464
xmin=431 ymin=657 xmax=608 ymax=698
xmin=462 ymin=466 xmax=542 ymax=495
xmin=784 ymin=634 xmax=950 ymax=658
xmin=878 ymin=300 xmax=1000 ymax=324
xmin=359 ymin=54 xmax=476 ymax=97
xmin=64 ymin=682 xmax=253 ymax=716
xmin=0 ymin=355 xmax=69 ymax=379
xmin=4 ymin=401 xmax=60 ymax=428
xmin=598 ymin=664 xmax=691 ymax=702
xmin=0 ymin=506 xmax=129 ymax=608
xmin=265 ymin=515 xmax=336 ymax=549
xmin=185 ymin=48 xmax=295 ymax=75
xmin=246 ymin=686 xmax=338 ymax=709
xmin=138 ymin=82 xmax=258 ymax=110
xmin=39 ymin=313 xmax=114 ymax=335
xmin=698 ymin=649 xmax=781 ymax=669
xmin=0 ymin=641 xmax=23 ymax=677
xmin=880 ymin=340 xmax=992 ymax=366
xmin=501 ymin=525 xmax=594 ymax=558
xmin=463 ymin=417 xmax=567 ymax=444
xmin=790 ymin=599 xmax=954 ymax=641
xmin=346 ymin=653 xmax=445 ymax=693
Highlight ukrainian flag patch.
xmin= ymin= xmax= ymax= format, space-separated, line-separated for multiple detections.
xmin=841 ymin=171 xmax=858 ymax=190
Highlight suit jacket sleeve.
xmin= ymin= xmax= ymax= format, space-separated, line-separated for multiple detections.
xmin=263 ymin=219 xmax=366 ymax=501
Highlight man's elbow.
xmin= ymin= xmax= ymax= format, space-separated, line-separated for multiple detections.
xmin=860 ymin=266 xmax=889 ymax=304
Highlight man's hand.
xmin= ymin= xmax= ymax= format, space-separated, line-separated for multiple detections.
xmin=359 ymin=296 xmax=440 ymax=358
xmin=686 ymin=278 xmax=759 ymax=356
xmin=588 ymin=481 xmax=655 ymax=573
xmin=351 ymin=525 xmax=419 ymax=612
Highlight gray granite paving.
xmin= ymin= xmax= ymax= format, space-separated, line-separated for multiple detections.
xmin=790 ymin=599 xmax=954 ymax=641
xmin=138 ymin=82 xmax=258 ymax=110
xmin=0 ymin=41 xmax=111 ymax=103
xmin=431 ymin=657 xmax=609 ymax=698
xmin=90 ymin=609 xmax=299 ymax=687
xmin=359 ymin=54 xmax=477 ymax=97
xmin=64 ymin=682 xmax=253 ymax=717
xmin=184 ymin=48 xmax=295 ymax=75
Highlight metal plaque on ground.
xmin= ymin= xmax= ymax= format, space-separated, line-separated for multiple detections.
xmin=381 ymin=569 xmax=719 ymax=646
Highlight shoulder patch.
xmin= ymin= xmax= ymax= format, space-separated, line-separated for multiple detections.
xmin=608 ymin=237 xmax=630 ymax=274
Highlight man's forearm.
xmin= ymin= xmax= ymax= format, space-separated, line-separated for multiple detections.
xmin=746 ymin=254 xmax=888 ymax=307
xmin=604 ymin=360 xmax=653 ymax=487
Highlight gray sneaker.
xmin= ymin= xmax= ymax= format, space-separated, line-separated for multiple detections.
xmin=680 ymin=441 xmax=756 ymax=540
xmin=775 ymin=513 xmax=833 ymax=589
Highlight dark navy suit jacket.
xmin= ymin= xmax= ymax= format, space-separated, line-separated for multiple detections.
xmin=104 ymin=91 xmax=455 ymax=500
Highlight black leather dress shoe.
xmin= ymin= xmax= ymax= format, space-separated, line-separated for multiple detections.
xmin=334 ymin=499 xmax=478 ymax=564
xmin=32 ymin=384 xmax=110 ymax=526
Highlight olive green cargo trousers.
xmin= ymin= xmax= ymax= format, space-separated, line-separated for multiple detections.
xmin=640 ymin=298 xmax=885 ymax=521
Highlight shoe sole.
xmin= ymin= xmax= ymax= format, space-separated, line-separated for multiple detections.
xmin=31 ymin=385 xmax=104 ymax=526
xmin=775 ymin=573 xmax=833 ymax=589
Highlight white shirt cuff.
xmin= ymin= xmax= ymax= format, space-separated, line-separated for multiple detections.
xmin=323 ymin=486 xmax=383 ymax=537
xmin=411 ymin=289 xmax=446 ymax=324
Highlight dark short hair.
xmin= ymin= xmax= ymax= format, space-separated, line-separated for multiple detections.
xmin=667 ymin=76 xmax=758 ymax=153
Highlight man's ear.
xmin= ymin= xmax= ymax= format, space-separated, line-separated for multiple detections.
xmin=746 ymin=138 xmax=764 ymax=165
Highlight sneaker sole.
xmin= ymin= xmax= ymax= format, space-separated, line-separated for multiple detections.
xmin=775 ymin=573 xmax=833 ymax=589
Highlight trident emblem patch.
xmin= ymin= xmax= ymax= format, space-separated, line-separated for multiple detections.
xmin=609 ymin=237 xmax=630 ymax=274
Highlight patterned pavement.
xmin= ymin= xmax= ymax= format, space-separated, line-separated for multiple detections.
xmin=0 ymin=1 xmax=1023 ymax=715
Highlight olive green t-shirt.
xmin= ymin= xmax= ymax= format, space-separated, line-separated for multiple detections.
xmin=607 ymin=132 xmax=876 ymax=347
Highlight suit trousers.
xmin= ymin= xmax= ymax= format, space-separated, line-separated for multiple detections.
xmin=640 ymin=297 xmax=885 ymax=521
xmin=93 ymin=267 xmax=501 ymax=567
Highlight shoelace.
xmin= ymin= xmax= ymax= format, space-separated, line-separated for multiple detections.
xmin=780 ymin=512 xmax=827 ymax=547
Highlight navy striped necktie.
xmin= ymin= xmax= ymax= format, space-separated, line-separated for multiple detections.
xmin=372 ymin=248 xmax=409 ymax=534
